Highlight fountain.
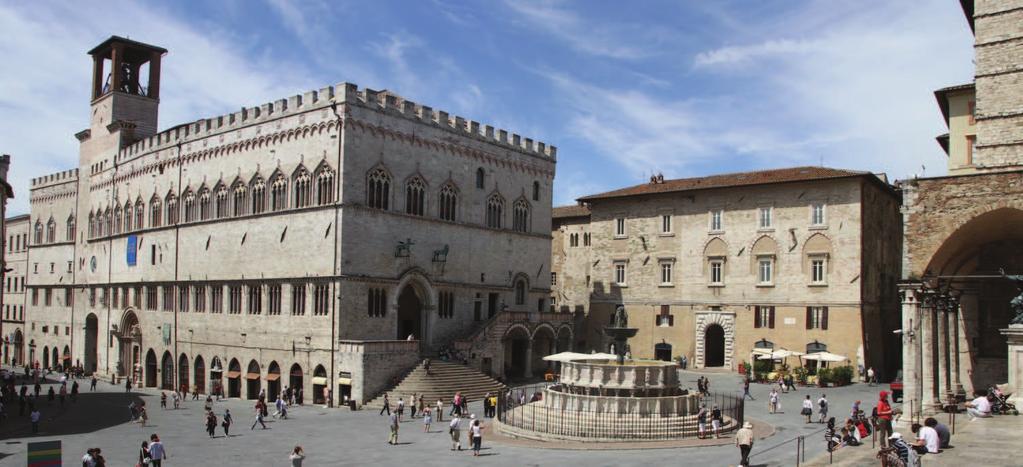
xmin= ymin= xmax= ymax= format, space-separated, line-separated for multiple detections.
xmin=496 ymin=305 xmax=742 ymax=442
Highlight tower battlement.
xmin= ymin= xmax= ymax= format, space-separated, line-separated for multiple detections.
xmin=113 ymin=82 xmax=556 ymax=166
xmin=30 ymin=169 xmax=80 ymax=188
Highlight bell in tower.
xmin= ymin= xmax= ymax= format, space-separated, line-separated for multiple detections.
xmin=85 ymin=36 xmax=167 ymax=144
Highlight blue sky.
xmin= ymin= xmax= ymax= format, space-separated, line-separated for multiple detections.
xmin=0 ymin=0 xmax=974 ymax=215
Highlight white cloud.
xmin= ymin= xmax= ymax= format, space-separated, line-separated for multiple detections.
xmin=693 ymin=39 xmax=820 ymax=67
xmin=502 ymin=0 xmax=653 ymax=60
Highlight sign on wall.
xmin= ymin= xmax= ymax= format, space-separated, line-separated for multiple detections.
xmin=127 ymin=235 xmax=137 ymax=266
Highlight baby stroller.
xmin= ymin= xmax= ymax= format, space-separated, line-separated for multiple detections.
xmin=988 ymin=384 xmax=1019 ymax=415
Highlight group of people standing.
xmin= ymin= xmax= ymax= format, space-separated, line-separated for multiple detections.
xmin=382 ymin=390 xmax=486 ymax=456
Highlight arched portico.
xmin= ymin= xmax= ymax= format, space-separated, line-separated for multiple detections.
xmin=116 ymin=310 xmax=143 ymax=386
xmin=391 ymin=269 xmax=436 ymax=346
xmin=694 ymin=311 xmax=735 ymax=369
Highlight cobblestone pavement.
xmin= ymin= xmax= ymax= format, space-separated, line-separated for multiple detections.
xmin=0 ymin=367 xmax=893 ymax=466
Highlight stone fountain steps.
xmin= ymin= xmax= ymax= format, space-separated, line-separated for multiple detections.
xmin=363 ymin=360 xmax=505 ymax=409
xmin=500 ymin=404 xmax=738 ymax=441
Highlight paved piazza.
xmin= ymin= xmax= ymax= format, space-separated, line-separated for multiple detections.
xmin=1 ymin=368 xmax=888 ymax=466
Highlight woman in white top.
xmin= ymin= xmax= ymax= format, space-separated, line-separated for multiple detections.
xmin=801 ymin=395 xmax=814 ymax=423
xmin=470 ymin=419 xmax=483 ymax=456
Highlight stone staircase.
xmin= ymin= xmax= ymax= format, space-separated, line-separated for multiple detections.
xmin=363 ymin=359 xmax=506 ymax=409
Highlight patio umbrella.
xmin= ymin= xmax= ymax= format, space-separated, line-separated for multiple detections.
xmin=802 ymin=351 xmax=847 ymax=363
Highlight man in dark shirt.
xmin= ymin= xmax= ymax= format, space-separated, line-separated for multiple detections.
xmin=925 ymin=417 xmax=951 ymax=448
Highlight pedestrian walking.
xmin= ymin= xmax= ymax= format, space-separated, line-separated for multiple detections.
xmin=205 ymin=410 xmax=218 ymax=438
xmin=769 ymin=388 xmax=779 ymax=414
xmin=59 ymin=384 xmax=66 ymax=406
xmin=30 ymin=408 xmax=40 ymax=433
xmin=289 ymin=446 xmax=305 ymax=467
xmin=867 ymin=367 xmax=876 ymax=386
xmin=418 ymin=394 xmax=425 ymax=418
xmin=423 ymin=407 xmax=432 ymax=432
xmin=735 ymin=421 xmax=754 ymax=467
xmin=82 ymin=448 xmax=97 ymax=467
xmin=222 ymin=408 xmax=233 ymax=436
xmin=160 ymin=392 xmax=167 ymax=409
xmin=743 ymin=378 xmax=755 ymax=401
xmin=90 ymin=375 xmax=98 ymax=391
xmin=801 ymin=395 xmax=814 ymax=423
xmin=172 ymin=391 xmax=180 ymax=409
xmin=125 ymin=378 xmax=132 ymax=392
xmin=251 ymin=407 xmax=267 ymax=429
xmin=388 ymin=411 xmax=399 ymax=445
xmin=138 ymin=442 xmax=151 ymax=467
xmin=817 ymin=394 xmax=829 ymax=423
xmin=148 ymin=434 xmax=168 ymax=467
xmin=139 ymin=405 xmax=149 ymax=427
xmin=449 ymin=414 xmax=462 ymax=450
xmin=379 ymin=394 xmax=391 ymax=416
xmin=71 ymin=381 xmax=79 ymax=402
xmin=876 ymin=391 xmax=894 ymax=447
xmin=470 ymin=419 xmax=483 ymax=456
xmin=397 ymin=397 xmax=405 ymax=422
xmin=410 ymin=392 xmax=417 ymax=418
xmin=436 ymin=398 xmax=443 ymax=422
xmin=483 ymin=392 xmax=492 ymax=418
xmin=697 ymin=403 xmax=708 ymax=439
xmin=192 ymin=386 xmax=199 ymax=401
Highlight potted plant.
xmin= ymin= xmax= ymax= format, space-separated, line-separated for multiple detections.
xmin=817 ymin=368 xmax=832 ymax=387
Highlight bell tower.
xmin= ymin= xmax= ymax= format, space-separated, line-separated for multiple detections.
xmin=86 ymin=36 xmax=167 ymax=146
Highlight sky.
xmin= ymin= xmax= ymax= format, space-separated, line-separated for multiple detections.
xmin=0 ymin=0 xmax=975 ymax=215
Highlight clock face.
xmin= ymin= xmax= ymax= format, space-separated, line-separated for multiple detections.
xmin=90 ymin=256 xmax=97 ymax=273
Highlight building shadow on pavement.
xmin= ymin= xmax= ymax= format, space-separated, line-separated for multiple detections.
xmin=0 ymin=391 xmax=144 ymax=440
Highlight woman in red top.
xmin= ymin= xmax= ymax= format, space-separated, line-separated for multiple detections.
xmin=876 ymin=391 xmax=893 ymax=446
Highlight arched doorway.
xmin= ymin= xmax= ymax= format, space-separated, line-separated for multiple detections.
xmin=531 ymin=326 xmax=556 ymax=377
xmin=312 ymin=365 xmax=327 ymax=404
xmin=227 ymin=358 xmax=241 ymax=398
xmin=655 ymin=342 xmax=673 ymax=362
xmin=194 ymin=355 xmax=206 ymax=394
xmin=11 ymin=330 xmax=24 ymax=366
xmin=161 ymin=351 xmax=174 ymax=390
xmin=210 ymin=356 xmax=224 ymax=397
xmin=145 ymin=349 xmax=158 ymax=387
xmin=42 ymin=347 xmax=49 ymax=370
xmin=502 ymin=325 xmax=531 ymax=379
xmin=62 ymin=345 xmax=71 ymax=370
xmin=178 ymin=354 xmax=190 ymax=393
xmin=289 ymin=364 xmax=304 ymax=404
xmin=556 ymin=327 xmax=572 ymax=353
xmin=245 ymin=360 xmax=261 ymax=400
xmin=117 ymin=311 xmax=142 ymax=386
xmin=704 ymin=324 xmax=725 ymax=367
xmin=397 ymin=285 xmax=422 ymax=340
xmin=84 ymin=313 xmax=99 ymax=373
xmin=267 ymin=361 xmax=281 ymax=400
xmin=52 ymin=348 xmax=59 ymax=369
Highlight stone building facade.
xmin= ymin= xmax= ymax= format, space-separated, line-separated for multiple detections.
xmin=22 ymin=36 xmax=557 ymax=404
xmin=2 ymin=214 xmax=28 ymax=365
xmin=900 ymin=0 xmax=1023 ymax=415
xmin=552 ymin=167 xmax=903 ymax=378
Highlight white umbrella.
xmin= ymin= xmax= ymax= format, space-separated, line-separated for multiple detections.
xmin=542 ymin=352 xmax=591 ymax=362
xmin=802 ymin=351 xmax=847 ymax=363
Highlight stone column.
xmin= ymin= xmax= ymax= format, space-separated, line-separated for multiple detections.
xmin=900 ymin=285 xmax=922 ymax=419
xmin=524 ymin=339 xmax=533 ymax=378
xmin=941 ymin=308 xmax=951 ymax=395
xmin=953 ymin=303 xmax=963 ymax=395
xmin=930 ymin=305 xmax=942 ymax=409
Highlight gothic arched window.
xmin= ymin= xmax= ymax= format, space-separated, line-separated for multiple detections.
xmin=183 ymin=189 xmax=196 ymax=222
xmin=149 ymin=195 xmax=162 ymax=228
xmin=66 ymin=215 xmax=76 ymax=241
xmin=514 ymin=279 xmax=527 ymax=305
xmin=315 ymin=166 xmax=335 ymax=205
xmin=405 ymin=176 xmax=426 ymax=216
xmin=293 ymin=167 xmax=311 ymax=208
xmin=251 ymin=177 xmax=266 ymax=214
xmin=513 ymin=198 xmax=530 ymax=233
xmin=232 ymin=181 xmax=247 ymax=216
xmin=123 ymin=202 xmax=133 ymax=232
xmin=486 ymin=193 xmax=504 ymax=229
xmin=438 ymin=183 xmax=458 ymax=222
xmin=166 ymin=192 xmax=179 ymax=225
xmin=102 ymin=208 xmax=111 ymax=236
xmin=37 ymin=220 xmax=47 ymax=243
xmin=215 ymin=183 xmax=229 ymax=218
xmin=475 ymin=167 xmax=485 ymax=189
xmin=532 ymin=181 xmax=541 ymax=201
xmin=367 ymin=168 xmax=390 ymax=210
xmin=270 ymin=173 xmax=287 ymax=211
xmin=112 ymin=205 xmax=122 ymax=234
xmin=199 ymin=188 xmax=211 ymax=220
xmin=46 ymin=217 xmax=56 ymax=243
xmin=134 ymin=199 xmax=145 ymax=229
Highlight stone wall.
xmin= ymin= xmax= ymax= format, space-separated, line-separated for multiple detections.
xmin=973 ymin=0 xmax=1023 ymax=169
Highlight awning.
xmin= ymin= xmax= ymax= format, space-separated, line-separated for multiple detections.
xmin=266 ymin=373 xmax=281 ymax=381
xmin=802 ymin=351 xmax=848 ymax=363
xmin=311 ymin=376 xmax=327 ymax=385
xmin=337 ymin=377 xmax=352 ymax=385
xmin=755 ymin=348 xmax=805 ymax=360
xmin=226 ymin=370 xmax=241 ymax=378
xmin=245 ymin=372 xmax=260 ymax=380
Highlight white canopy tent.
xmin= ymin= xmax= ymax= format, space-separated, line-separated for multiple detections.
xmin=802 ymin=351 xmax=848 ymax=363
xmin=754 ymin=349 xmax=805 ymax=360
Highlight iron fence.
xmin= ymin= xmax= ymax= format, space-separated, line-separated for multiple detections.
xmin=497 ymin=383 xmax=744 ymax=440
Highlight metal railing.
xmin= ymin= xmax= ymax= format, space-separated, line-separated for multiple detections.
xmin=497 ymin=383 xmax=744 ymax=440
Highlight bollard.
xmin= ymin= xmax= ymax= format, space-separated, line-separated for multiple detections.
xmin=796 ymin=436 xmax=802 ymax=466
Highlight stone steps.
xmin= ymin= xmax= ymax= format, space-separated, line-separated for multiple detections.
xmin=363 ymin=360 xmax=505 ymax=409
xmin=500 ymin=403 xmax=738 ymax=440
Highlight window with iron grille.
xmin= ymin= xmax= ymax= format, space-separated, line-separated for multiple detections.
xmin=229 ymin=286 xmax=242 ymax=314
xmin=211 ymin=285 xmax=223 ymax=313
xmin=291 ymin=284 xmax=306 ymax=316
xmin=162 ymin=286 xmax=175 ymax=311
xmin=268 ymin=284 xmax=281 ymax=315
xmin=314 ymin=284 xmax=331 ymax=316
xmin=248 ymin=284 xmax=262 ymax=314
xmin=368 ymin=288 xmax=386 ymax=317
xmin=438 ymin=291 xmax=455 ymax=318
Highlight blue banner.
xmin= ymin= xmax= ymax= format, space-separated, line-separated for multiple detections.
xmin=127 ymin=235 xmax=137 ymax=266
